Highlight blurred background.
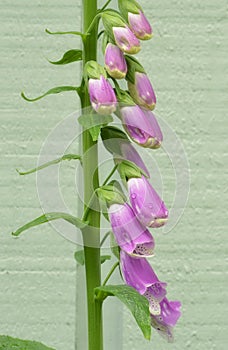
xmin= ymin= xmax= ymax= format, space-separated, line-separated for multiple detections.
xmin=0 ymin=0 xmax=227 ymax=349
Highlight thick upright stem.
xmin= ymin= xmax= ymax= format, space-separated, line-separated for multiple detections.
xmin=80 ymin=1 xmax=103 ymax=350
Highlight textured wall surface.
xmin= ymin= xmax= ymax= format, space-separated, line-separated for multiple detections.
xmin=0 ymin=1 xmax=227 ymax=350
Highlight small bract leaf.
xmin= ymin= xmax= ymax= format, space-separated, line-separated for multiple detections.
xmin=94 ymin=285 xmax=151 ymax=340
xmin=49 ymin=49 xmax=82 ymax=65
xmin=12 ymin=213 xmax=88 ymax=237
xmin=78 ymin=114 xmax=113 ymax=142
xmin=74 ymin=250 xmax=111 ymax=265
xmin=0 ymin=335 xmax=55 ymax=350
xmin=74 ymin=250 xmax=85 ymax=265
xmin=16 ymin=154 xmax=81 ymax=175
xmin=21 ymin=86 xmax=80 ymax=102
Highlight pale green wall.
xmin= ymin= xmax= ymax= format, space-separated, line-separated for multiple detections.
xmin=0 ymin=1 xmax=227 ymax=350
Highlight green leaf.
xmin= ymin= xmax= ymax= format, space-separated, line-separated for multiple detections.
xmin=100 ymin=255 xmax=112 ymax=264
xmin=12 ymin=212 xmax=88 ymax=237
xmin=45 ymin=28 xmax=86 ymax=38
xmin=21 ymin=86 xmax=80 ymax=102
xmin=16 ymin=154 xmax=81 ymax=176
xmin=78 ymin=114 xmax=113 ymax=141
xmin=95 ymin=285 xmax=151 ymax=340
xmin=74 ymin=250 xmax=85 ymax=265
xmin=0 ymin=335 xmax=55 ymax=350
xmin=74 ymin=250 xmax=111 ymax=265
xmin=49 ymin=49 xmax=82 ymax=65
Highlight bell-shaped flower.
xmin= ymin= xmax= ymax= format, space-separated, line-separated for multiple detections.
xmin=120 ymin=251 xmax=167 ymax=314
xmin=128 ymin=72 xmax=156 ymax=110
xmin=108 ymin=203 xmax=155 ymax=257
xmin=128 ymin=175 xmax=168 ymax=228
xmin=120 ymin=105 xmax=163 ymax=149
xmin=88 ymin=75 xmax=117 ymax=115
xmin=120 ymin=251 xmax=181 ymax=341
xmin=105 ymin=43 xmax=127 ymax=79
xmin=128 ymin=10 xmax=152 ymax=40
xmin=150 ymin=299 xmax=182 ymax=342
xmin=113 ymin=26 xmax=141 ymax=54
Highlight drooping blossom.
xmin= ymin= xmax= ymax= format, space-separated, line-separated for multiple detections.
xmin=88 ymin=75 xmax=117 ymax=115
xmin=108 ymin=203 xmax=155 ymax=256
xmin=128 ymin=175 xmax=168 ymax=228
xmin=128 ymin=72 xmax=156 ymax=110
xmin=105 ymin=43 xmax=127 ymax=79
xmin=128 ymin=10 xmax=153 ymax=40
xmin=120 ymin=251 xmax=181 ymax=341
xmin=120 ymin=105 xmax=163 ymax=149
xmin=113 ymin=26 xmax=141 ymax=54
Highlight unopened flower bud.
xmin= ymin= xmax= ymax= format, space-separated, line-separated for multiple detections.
xmin=113 ymin=26 xmax=141 ymax=54
xmin=88 ymin=75 xmax=117 ymax=115
xmin=105 ymin=43 xmax=127 ymax=79
xmin=128 ymin=72 xmax=156 ymax=110
xmin=118 ymin=0 xmax=152 ymax=40
xmin=128 ymin=10 xmax=152 ymax=40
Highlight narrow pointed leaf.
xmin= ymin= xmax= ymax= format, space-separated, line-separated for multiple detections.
xmin=49 ymin=49 xmax=82 ymax=65
xmin=16 ymin=154 xmax=81 ymax=176
xmin=12 ymin=212 xmax=88 ymax=237
xmin=0 ymin=335 xmax=55 ymax=350
xmin=45 ymin=28 xmax=87 ymax=38
xmin=21 ymin=86 xmax=80 ymax=102
xmin=74 ymin=250 xmax=111 ymax=265
xmin=95 ymin=285 xmax=151 ymax=340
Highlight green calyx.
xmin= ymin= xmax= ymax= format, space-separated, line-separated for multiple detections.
xmin=125 ymin=55 xmax=145 ymax=84
xmin=118 ymin=0 xmax=142 ymax=21
xmin=97 ymin=184 xmax=126 ymax=206
xmin=118 ymin=159 xmax=146 ymax=181
xmin=101 ymin=10 xmax=126 ymax=40
xmin=84 ymin=60 xmax=107 ymax=82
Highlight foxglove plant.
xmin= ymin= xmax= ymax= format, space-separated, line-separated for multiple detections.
xmin=7 ymin=1 xmax=181 ymax=350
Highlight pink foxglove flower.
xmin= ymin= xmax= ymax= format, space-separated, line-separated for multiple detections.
xmin=128 ymin=10 xmax=152 ymax=40
xmin=120 ymin=105 xmax=163 ymax=149
xmin=128 ymin=72 xmax=156 ymax=110
xmin=108 ymin=203 xmax=155 ymax=257
xmin=113 ymin=26 xmax=141 ymax=54
xmin=105 ymin=43 xmax=127 ymax=79
xmin=88 ymin=75 xmax=117 ymax=115
xmin=120 ymin=251 xmax=181 ymax=342
xmin=128 ymin=175 xmax=168 ymax=228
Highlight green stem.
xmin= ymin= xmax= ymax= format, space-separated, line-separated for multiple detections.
xmin=80 ymin=1 xmax=103 ymax=350
xmin=102 ymin=262 xmax=119 ymax=286
xmin=100 ymin=0 xmax=113 ymax=12
xmin=100 ymin=231 xmax=112 ymax=247
xmin=102 ymin=164 xmax=118 ymax=186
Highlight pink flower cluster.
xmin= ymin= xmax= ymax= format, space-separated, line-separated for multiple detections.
xmin=88 ymin=0 xmax=181 ymax=341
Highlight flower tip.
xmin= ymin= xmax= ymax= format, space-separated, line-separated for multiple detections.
xmin=150 ymin=217 xmax=168 ymax=228
xmin=96 ymin=103 xmax=117 ymax=115
xmin=106 ymin=67 xmax=126 ymax=79
xmin=140 ymin=32 xmax=153 ymax=41
xmin=125 ymin=45 xmax=141 ymax=55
